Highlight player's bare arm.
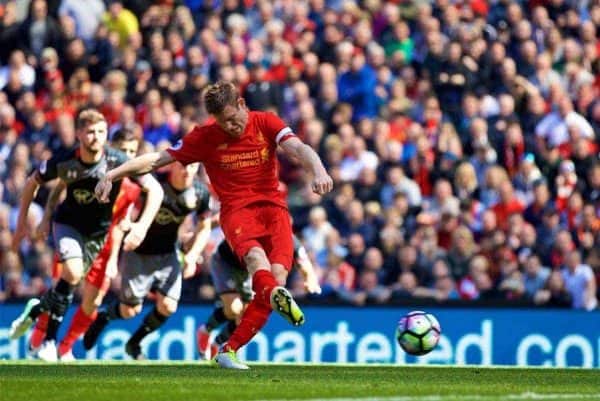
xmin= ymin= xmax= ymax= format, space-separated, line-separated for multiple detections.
xmin=121 ymin=174 xmax=164 ymax=252
xmin=279 ymin=137 xmax=333 ymax=195
xmin=105 ymin=204 xmax=135 ymax=279
xmin=182 ymin=216 xmax=212 ymax=279
xmin=96 ymin=150 xmax=175 ymax=203
xmin=295 ymin=244 xmax=322 ymax=295
xmin=12 ymin=172 xmax=43 ymax=251
xmin=36 ymin=179 xmax=67 ymax=242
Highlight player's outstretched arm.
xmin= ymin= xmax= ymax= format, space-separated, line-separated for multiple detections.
xmin=96 ymin=150 xmax=175 ymax=203
xmin=279 ymin=137 xmax=333 ymax=195
xmin=122 ymin=174 xmax=164 ymax=252
xmin=36 ymin=179 xmax=66 ymax=242
xmin=12 ymin=173 xmax=42 ymax=252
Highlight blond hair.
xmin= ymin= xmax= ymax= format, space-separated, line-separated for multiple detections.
xmin=76 ymin=109 xmax=106 ymax=130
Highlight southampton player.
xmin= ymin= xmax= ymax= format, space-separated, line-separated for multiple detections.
xmin=29 ymin=128 xmax=144 ymax=361
xmin=95 ymin=81 xmax=333 ymax=369
xmin=197 ymin=234 xmax=321 ymax=359
xmin=83 ymin=161 xmax=212 ymax=359
xmin=8 ymin=110 xmax=164 ymax=362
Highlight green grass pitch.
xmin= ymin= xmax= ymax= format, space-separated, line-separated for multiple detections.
xmin=1 ymin=362 xmax=599 ymax=401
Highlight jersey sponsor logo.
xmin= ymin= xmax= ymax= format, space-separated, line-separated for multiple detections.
xmin=219 ymin=148 xmax=269 ymax=170
xmin=155 ymin=207 xmax=185 ymax=225
xmin=217 ymin=143 xmax=228 ymax=150
xmin=73 ymin=189 xmax=96 ymax=204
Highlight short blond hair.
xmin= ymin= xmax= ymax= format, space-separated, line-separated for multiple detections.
xmin=76 ymin=109 xmax=106 ymax=130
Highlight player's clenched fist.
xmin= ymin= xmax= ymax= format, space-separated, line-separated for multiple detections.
xmin=95 ymin=175 xmax=113 ymax=203
xmin=311 ymin=170 xmax=333 ymax=195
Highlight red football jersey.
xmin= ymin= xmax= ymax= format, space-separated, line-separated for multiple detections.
xmin=112 ymin=177 xmax=141 ymax=224
xmin=167 ymin=111 xmax=295 ymax=214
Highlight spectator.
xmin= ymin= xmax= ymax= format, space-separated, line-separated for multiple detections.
xmin=523 ymin=254 xmax=551 ymax=299
xmin=17 ymin=0 xmax=61 ymax=58
xmin=302 ymin=206 xmax=333 ymax=255
xmin=561 ymin=250 xmax=598 ymax=310
xmin=103 ymin=0 xmax=139 ymax=49
xmin=337 ymin=50 xmax=377 ymax=122
xmin=534 ymin=271 xmax=572 ymax=308
xmin=58 ymin=0 xmax=105 ymax=43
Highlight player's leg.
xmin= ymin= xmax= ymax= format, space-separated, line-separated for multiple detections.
xmin=57 ymin=281 xmax=106 ymax=360
xmin=29 ymin=255 xmax=62 ymax=352
xmin=215 ymin=204 xmax=292 ymax=369
xmin=213 ymin=268 xmax=253 ymax=348
xmin=197 ymin=253 xmax=245 ymax=359
xmin=83 ymin=251 xmax=149 ymax=350
xmin=9 ymin=225 xmax=82 ymax=342
xmin=125 ymin=252 xmax=182 ymax=360
xmin=263 ymin=205 xmax=303 ymax=325
xmin=57 ymin=242 xmax=112 ymax=360
xmin=10 ymin=224 xmax=89 ymax=362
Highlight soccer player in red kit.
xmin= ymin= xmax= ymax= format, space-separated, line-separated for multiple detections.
xmin=29 ymin=129 xmax=142 ymax=360
xmin=95 ymin=81 xmax=333 ymax=369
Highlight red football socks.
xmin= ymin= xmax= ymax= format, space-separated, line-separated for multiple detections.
xmin=58 ymin=307 xmax=98 ymax=356
xmin=225 ymin=298 xmax=272 ymax=351
xmin=252 ymin=269 xmax=278 ymax=305
xmin=225 ymin=269 xmax=277 ymax=351
xmin=30 ymin=312 xmax=49 ymax=349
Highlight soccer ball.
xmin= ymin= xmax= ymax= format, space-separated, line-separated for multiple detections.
xmin=396 ymin=311 xmax=441 ymax=356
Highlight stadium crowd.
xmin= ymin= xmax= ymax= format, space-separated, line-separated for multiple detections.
xmin=0 ymin=0 xmax=598 ymax=310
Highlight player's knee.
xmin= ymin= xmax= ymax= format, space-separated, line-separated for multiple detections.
xmin=157 ymin=298 xmax=178 ymax=316
xmin=243 ymin=247 xmax=268 ymax=271
xmin=61 ymin=269 xmax=82 ymax=285
xmin=272 ymin=265 xmax=288 ymax=286
xmin=223 ymin=298 xmax=243 ymax=320
xmin=120 ymin=304 xmax=141 ymax=319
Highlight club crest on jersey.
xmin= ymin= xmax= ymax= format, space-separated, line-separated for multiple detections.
xmin=73 ymin=189 xmax=95 ymax=204
xmin=155 ymin=207 xmax=184 ymax=225
xmin=256 ymin=131 xmax=266 ymax=144
xmin=260 ymin=147 xmax=269 ymax=162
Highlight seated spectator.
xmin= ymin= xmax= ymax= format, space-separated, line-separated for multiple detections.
xmin=458 ymin=255 xmax=489 ymax=300
xmin=523 ymin=253 xmax=550 ymax=299
xmin=561 ymin=250 xmax=598 ymax=310
xmin=534 ymin=271 xmax=572 ymax=308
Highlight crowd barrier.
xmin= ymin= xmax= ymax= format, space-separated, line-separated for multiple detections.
xmin=1 ymin=304 xmax=598 ymax=367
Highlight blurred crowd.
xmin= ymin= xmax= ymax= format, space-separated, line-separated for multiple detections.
xmin=0 ymin=0 xmax=598 ymax=310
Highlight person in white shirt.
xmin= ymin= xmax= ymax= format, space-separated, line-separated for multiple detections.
xmin=535 ymin=96 xmax=593 ymax=147
xmin=0 ymin=50 xmax=35 ymax=89
xmin=301 ymin=206 xmax=333 ymax=255
xmin=561 ymin=250 xmax=598 ymax=311
xmin=59 ymin=0 xmax=105 ymax=42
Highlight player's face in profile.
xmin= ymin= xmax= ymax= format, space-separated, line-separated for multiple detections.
xmin=215 ymin=99 xmax=248 ymax=138
xmin=79 ymin=121 xmax=108 ymax=153
xmin=115 ymin=139 xmax=139 ymax=159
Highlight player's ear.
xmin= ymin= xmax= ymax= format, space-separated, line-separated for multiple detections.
xmin=237 ymin=97 xmax=246 ymax=109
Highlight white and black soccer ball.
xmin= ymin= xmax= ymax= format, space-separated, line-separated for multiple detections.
xmin=396 ymin=311 xmax=441 ymax=356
